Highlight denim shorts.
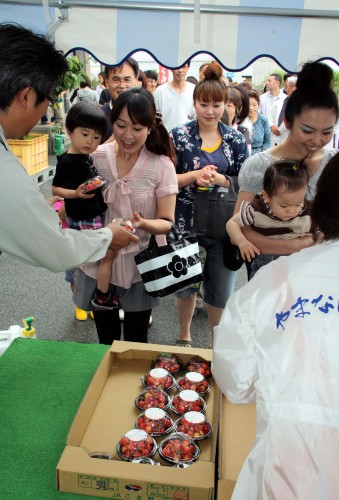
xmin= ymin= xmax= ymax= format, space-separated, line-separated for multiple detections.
xmin=175 ymin=237 xmax=238 ymax=309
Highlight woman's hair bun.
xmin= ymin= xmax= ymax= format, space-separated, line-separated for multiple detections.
xmin=203 ymin=61 xmax=223 ymax=80
xmin=297 ymin=61 xmax=333 ymax=93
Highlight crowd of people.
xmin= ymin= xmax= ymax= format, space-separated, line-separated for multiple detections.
xmin=1 ymin=22 xmax=339 ymax=499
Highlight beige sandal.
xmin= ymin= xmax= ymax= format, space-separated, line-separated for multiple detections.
xmin=175 ymin=339 xmax=192 ymax=347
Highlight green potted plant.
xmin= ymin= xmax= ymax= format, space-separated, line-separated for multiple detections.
xmin=50 ymin=122 xmax=66 ymax=155
xmin=50 ymin=55 xmax=84 ymax=155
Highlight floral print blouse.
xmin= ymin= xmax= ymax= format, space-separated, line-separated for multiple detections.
xmin=170 ymin=120 xmax=249 ymax=235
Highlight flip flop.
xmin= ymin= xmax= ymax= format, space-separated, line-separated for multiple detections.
xmin=175 ymin=339 xmax=192 ymax=347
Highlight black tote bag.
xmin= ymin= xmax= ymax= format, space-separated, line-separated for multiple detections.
xmin=135 ymin=225 xmax=203 ymax=298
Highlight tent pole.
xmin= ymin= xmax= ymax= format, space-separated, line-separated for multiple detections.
xmin=1 ymin=1 xmax=339 ymax=20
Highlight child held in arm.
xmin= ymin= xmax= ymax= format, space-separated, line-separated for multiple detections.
xmin=52 ymin=102 xmax=118 ymax=318
xmin=226 ymin=160 xmax=314 ymax=278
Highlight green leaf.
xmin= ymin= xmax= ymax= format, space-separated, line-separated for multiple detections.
xmin=52 ymin=55 xmax=85 ymax=98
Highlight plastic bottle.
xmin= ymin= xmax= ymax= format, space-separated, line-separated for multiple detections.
xmin=0 ymin=317 xmax=36 ymax=356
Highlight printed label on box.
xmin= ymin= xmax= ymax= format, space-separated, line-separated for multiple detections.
xmin=78 ymin=474 xmax=119 ymax=492
xmin=147 ymin=484 xmax=189 ymax=499
xmin=77 ymin=475 xmax=190 ymax=499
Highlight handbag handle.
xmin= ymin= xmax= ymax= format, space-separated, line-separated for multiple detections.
xmin=225 ymin=175 xmax=238 ymax=195
xmin=166 ymin=224 xmax=185 ymax=244
xmin=146 ymin=224 xmax=183 ymax=250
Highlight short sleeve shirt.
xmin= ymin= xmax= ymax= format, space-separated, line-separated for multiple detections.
xmin=238 ymin=148 xmax=338 ymax=200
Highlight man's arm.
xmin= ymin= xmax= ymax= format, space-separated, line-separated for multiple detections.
xmin=213 ymin=289 xmax=257 ymax=404
xmin=1 ymin=153 xmax=137 ymax=270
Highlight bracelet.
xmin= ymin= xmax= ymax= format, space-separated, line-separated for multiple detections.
xmin=160 ymin=217 xmax=174 ymax=228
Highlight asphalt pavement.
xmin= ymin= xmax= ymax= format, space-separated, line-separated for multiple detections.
xmin=0 ymin=176 xmax=247 ymax=349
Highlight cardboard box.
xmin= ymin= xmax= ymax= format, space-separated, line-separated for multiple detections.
xmin=7 ymin=133 xmax=48 ymax=175
xmin=217 ymin=398 xmax=256 ymax=499
xmin=57 ymin=341 xmax=218 ymax=500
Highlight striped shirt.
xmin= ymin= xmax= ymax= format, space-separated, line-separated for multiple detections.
xmin=238 ymin=194 xmax=313 ymax=239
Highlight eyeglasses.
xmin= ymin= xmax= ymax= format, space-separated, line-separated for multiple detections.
xmin=108 ymin=77 xmax=134 ymax=86
xmin=47 ymin=95 xmax=56 ymax=106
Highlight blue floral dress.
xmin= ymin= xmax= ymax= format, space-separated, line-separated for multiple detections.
xmin=169 ymin=120 xmax=249 ymax=235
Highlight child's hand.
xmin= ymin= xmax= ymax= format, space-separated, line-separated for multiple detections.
xmin=239 ymin=241 xmax=261 ymax=262
xmin=75 ymin=184 xmax=95 ymax=199
xmin=131 ymin=212 xmax=144 ymax=229
xmin=45 ymin=195 xmax=63 ymax=207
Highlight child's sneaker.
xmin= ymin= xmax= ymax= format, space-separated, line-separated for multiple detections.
xmin=91 ymin=290 xmax=119 ymax=311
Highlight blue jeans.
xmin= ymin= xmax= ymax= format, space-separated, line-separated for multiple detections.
xmin=175 ymin=237 xmax=238 ymax=308
xmin=250 ymin=254 xmax=278 ymax=279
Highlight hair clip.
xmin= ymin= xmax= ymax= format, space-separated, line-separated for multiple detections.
xmin=292 ymin=164 xmax=299 ymax=171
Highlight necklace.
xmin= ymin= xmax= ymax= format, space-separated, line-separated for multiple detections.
xmin=202 ymin=136 xmax=222 ymax=149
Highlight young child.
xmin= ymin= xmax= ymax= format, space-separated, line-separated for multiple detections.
xmin=226 ymin=160 xmax=313 ymax=277
xmin=52 ymin=102 xmax=117 ymax=319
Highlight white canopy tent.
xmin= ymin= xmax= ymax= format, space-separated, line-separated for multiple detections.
xmin=1 ymin=0 xmax=339 ymax=72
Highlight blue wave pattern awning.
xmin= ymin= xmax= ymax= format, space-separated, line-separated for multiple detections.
xmin=1 ymin=0 xmax=338 ymax=72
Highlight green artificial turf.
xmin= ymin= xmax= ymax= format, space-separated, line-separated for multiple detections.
xmin=0 ymin=338 xmax=109 ymax=500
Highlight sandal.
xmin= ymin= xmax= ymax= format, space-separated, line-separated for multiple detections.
xmin=175 ymin=339 xmax=192 ymax=348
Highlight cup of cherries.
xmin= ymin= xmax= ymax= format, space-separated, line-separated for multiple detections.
xmin=177 ymin=372 xmax=210 ymax=396
xmin=170 ymin=390 xmax=206 ymax=415
xmin=82 ymin=175 xmax=107 ymax=194
xmin=134 ymin=387 xmax=170 ymax=411
xmin=174 ymin=411 xmax=213 ymax=441
xmin=151 ymin=352 xmax=183 ymax=374
xmin=159 ymin=432 xmax=200 ymax=465
xmin=117 ymin=429 xmax=157 ymax=461
xmin=142 ymin=368 xmax=176 ymax=392
xmin=185 ymin=356 xmax=212 ymax=378
xmin=136 ymin=407 xmax=174 ymax=437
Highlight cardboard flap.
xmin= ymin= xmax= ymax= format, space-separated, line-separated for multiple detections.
xmin=111 ymin=340 xmax=213 ymax=362
xmin=58 ymin=445 xmax=215 ymax=487
xmin=219 ymin=397 xmax=256 ymax=482
xmin=67 ymin=349 xmax=112 ymax=446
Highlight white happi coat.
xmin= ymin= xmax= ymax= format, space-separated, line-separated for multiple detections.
xmin=213 ymin=241 xmax=339 ymax=500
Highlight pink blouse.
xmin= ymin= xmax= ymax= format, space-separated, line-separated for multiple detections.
xmin=82 ymin=142 xmax=178 ymax=289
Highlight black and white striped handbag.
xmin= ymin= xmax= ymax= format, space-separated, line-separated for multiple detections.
xmin=135 ymin=225 xmax=203 ymax=298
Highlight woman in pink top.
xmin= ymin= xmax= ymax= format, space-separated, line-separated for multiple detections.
xmin=74 ymin=88 xmax=178 ymax=344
